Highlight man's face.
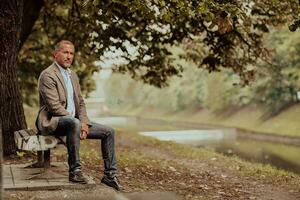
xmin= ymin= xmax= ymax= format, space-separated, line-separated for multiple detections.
xmin=53 ymin=43 xmax=75 ymax=68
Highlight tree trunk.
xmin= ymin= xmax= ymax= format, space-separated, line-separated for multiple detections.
xmin=20 ymin=0 xmax=44 ymax=49
xmin=0 ymin=122 xmax=3 ymax=199
xmin=0 ymin=0 xmax=27 ymax=156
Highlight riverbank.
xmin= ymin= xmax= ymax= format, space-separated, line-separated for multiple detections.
xmin=4 ymin=105 xmax=300 ymax=199
xmin=112 ymin=128 xmax=300 ymax=199
xmin=107 ymin=104 xmax=300 ymax=138
xmin=4 ymin=127 xmax=300 ymax=200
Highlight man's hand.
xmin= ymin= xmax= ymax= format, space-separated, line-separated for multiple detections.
xmin=80 ymin=123 xmax=89 ymax=140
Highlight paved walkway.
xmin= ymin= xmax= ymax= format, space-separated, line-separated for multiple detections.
xmin=4 ymin=162 xmax=182 ymax=200
xmin=3 ymin=162 xmax=96 ymax=191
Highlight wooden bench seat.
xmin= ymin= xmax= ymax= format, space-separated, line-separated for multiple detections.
xmin=14 ymin=129 xmax=65 ymax=168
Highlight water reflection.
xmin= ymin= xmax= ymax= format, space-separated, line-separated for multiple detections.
xmin=141 ymin=130 xmax=236 ymax=144
xmin=208 ymin=140 xmax=300 ymax=174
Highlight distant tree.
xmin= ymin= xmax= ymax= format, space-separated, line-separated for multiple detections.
xmin=252 ymin=28 xmax=300 ymax=116
xmin=1 ymin=0 xmax=299 ymax=155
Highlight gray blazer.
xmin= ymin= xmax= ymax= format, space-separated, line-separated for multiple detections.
xmin=36 ymin=63 xmax=91 ymax=135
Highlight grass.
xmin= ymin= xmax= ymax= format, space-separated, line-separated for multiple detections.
xmin=23 ymin=104 xmax=300 ymax=181
xmin=122 ymin=129 xmax=300 ymax=187
xmin=110 ymin=104 xmax=300 ymax=138
xmin=23 ymin=104 xmax=300 ymax=182
xmin=120 ymin=127 xmax=296 ymax=177
xmin=6 ymin=104 xmax=300 ymax=200
xmin=23 ymin=104 xmax=38 ymax=129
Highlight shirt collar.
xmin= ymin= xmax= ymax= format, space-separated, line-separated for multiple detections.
xmin=55 ymin=61 xmax=71 ymax=75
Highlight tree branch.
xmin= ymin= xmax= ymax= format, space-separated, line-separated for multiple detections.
xmin=20 ymin=0 xmax=44 ymax=49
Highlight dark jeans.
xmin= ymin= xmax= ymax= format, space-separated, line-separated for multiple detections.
xmin=52 ymin=116 xmax=117 ymax=176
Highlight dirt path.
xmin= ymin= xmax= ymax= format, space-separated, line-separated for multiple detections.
xmin=4 ymin=128 xmax=300 ymax=200
xmin=114 ymin=129 xmax=300 ymax=200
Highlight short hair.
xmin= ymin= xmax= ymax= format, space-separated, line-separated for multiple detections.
xmin=54 ymin=40 xmax=74 ymax=51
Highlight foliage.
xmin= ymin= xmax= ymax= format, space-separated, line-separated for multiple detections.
xmin=19 ymin=0 xmax=300 ymax=105
xmin=251 ymin=28 xmax=300 ymax=116
xmin=201 ymin=71 xmax=244 ymax=112
xmin=18 ymin=2 xmax=99 ymax=105
xmin=76 ymin=0 xmax=299 ymax=86
xmin=104 ymin=28 xmax=300 ymax=116
xmin=104 ymin=55 xmax=248 ymax=113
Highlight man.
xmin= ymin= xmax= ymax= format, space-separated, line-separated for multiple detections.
xmin=36 ymin=40 xmax=122 ymax=191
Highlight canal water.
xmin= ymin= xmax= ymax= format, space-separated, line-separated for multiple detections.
xmin=92 ymin=116 xmax=300 ymax=174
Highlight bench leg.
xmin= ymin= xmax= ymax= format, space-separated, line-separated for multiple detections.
xmin=25 ymin=150 xmax=51 ymax=168
xmin=44 ymin=150 xmax=51 ymax=168
xmin=37 ymin=151 xmax=44 ymax=166
xmin=25 ymin=151 xmax=44 ymax=168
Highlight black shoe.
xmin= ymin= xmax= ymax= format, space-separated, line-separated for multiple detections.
xmin=69 ymin=170 xmax=88 ymax=184
xmin=101 ymin=175 xmax=123 ymax=191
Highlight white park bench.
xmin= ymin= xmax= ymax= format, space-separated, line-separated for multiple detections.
xmin=14 ymin=129 xmax=65 ymax=168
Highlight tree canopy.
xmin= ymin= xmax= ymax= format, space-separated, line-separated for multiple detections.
xmin=19 ymin=0 xmax=300 ymax=104
xmin=1 ymin=0 xmax=299 ymax=156
xmin=104 ymin=27 xmax=300 ymax=119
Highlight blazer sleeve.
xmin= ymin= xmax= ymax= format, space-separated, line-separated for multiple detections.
xmin=39 ymin=72 xmax=69 ymax=116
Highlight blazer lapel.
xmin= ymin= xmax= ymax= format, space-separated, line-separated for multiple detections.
xmin=70 ymin=72 xmax=78 ymax=98
xmin=70 ymin=72 xmax=80 ymax=115
xmin=52 ymin=63 xmax=68 ymax=96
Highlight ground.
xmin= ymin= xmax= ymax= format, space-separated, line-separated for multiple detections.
xmin=4 ymin=127 xmax=300 ymax=200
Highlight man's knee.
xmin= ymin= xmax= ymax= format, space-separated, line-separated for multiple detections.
xmin=59 ymin=116 xmax=81 ymax=130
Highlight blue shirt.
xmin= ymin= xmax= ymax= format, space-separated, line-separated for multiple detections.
xmin=56 ymin=62 xmax=75 ymax=117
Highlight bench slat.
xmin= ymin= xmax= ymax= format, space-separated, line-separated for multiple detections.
xmin=14 ymin=129 xmax=58 ymax=151
xmin=27 ymin=129 xmax=37 ymax=135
